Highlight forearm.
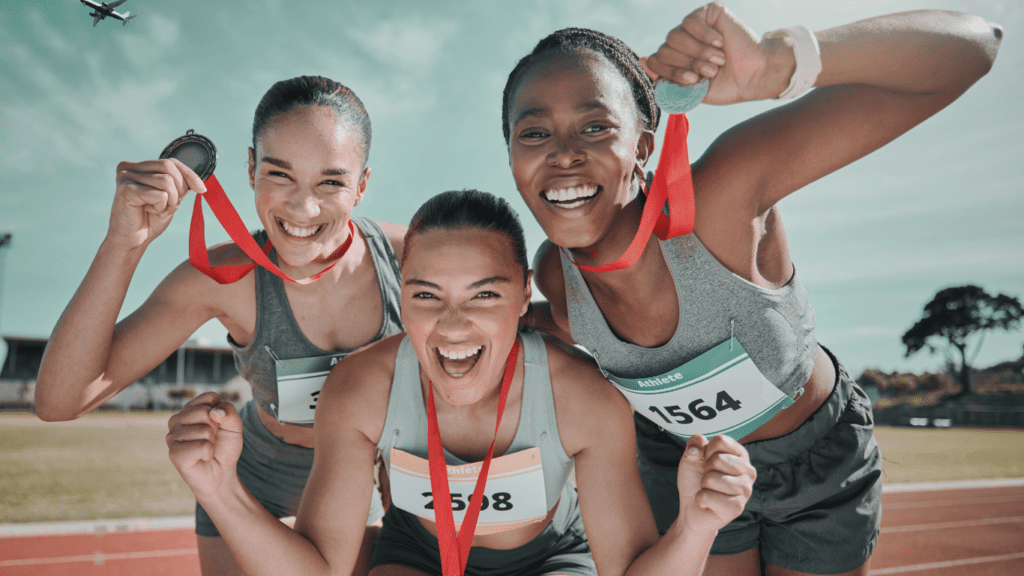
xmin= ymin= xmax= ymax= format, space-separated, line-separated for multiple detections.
xmin=760 ymin=10 xmax=1000 ymax=99
xmin=35 ymin=238 xmax=146 ymax=420
xmin=623 ymin=519 xmax=717 ymax=576
xmin=199 ymin=477 xmax=349 ymax=576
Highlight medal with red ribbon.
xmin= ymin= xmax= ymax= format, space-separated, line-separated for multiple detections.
xmin=570 ymin=113 xmax=696 ymax=272
xmin=426 ymin=338 xmax=521 ymax=576
xmin=160 ymin=129 xmax=353 ymax=285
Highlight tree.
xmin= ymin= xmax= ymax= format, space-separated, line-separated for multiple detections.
xmin=902 ymin=285 xmax=1024 ymax=399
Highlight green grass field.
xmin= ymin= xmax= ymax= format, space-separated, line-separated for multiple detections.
xmin=1 ymin=413 xmax=1023 ymax=523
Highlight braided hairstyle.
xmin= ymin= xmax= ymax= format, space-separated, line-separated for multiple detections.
xmin=502 ymin=27 xmax=660 ymax=145
xmin=253 ymin=75 xmax=372 ymax=167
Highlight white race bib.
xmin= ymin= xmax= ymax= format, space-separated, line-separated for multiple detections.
xmin=389 ymin=447 xmax=549 ymax=535
xmin=274 ymin=353 xmax=347 ymax=424
xmin=601 ymin=337 xmax=794 ymax=439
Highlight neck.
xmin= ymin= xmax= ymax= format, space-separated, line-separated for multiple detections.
xmin=568 ymin=197 xmax=666 ymax=286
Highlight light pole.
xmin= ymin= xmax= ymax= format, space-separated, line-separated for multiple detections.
xmin=0 ymin=233 xmax=11 ymax=366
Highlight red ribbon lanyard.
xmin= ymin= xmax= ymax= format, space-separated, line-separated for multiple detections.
xmin=571 ymin=113 xmax=696 ymax=272
xmin=426 ymin=339 xmax=521 ymax=576
xmin=189 ymin=174 xmax=353 ymax=285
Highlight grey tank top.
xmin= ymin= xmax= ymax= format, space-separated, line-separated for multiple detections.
xmin=555 ymin=232 xmax=816 ymax=399
xmin=377 ymin=331 xmax=575 ymax=513
xmin=230 ymin=217 xmax=403 ymax=426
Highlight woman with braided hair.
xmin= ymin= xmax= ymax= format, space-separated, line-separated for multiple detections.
xmin=504 ymin=3 xmax=1001 ymax=575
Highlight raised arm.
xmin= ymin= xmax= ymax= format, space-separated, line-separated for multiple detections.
xmin=644 ymin=3 xmax=1002 ymax=214
xmin=168 ymin=345 xmax=393 ymax=576
xmin=35 ymin=159 xmax=214 ymax=421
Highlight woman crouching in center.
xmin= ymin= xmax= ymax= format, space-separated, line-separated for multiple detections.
xmin=168 ymin=189 xmax=755 ymax=576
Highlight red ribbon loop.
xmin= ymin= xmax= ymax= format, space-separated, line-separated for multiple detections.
xmin=188 ymin=174 xmax=353 ymax=284
xmin=427 ymin=339 xmax=521 ymax=576
xmin=571 ymin=113 xmax=695 ymax=272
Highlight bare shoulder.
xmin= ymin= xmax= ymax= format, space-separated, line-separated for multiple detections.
xmin=373 ymin=220 xmax=408 ymax=260
xmin=317 ymin=332 xmax=404 ymax=444
xmin=153 ymin=242 xmax=257 ymax=323
xmin=543 ymin=336 xmax=633 ymax=457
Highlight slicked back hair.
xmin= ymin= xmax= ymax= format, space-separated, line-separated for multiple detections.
xmin=252 ymin=75 xmax=372 ymax=167
xmin=405 ymin=190 xmax=529 ymax=284
xmin=502 ymin=27 xmax=660 ymax=145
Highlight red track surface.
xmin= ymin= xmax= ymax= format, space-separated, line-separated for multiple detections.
xmin=2 ymin=483 xmax=1022 ymax=575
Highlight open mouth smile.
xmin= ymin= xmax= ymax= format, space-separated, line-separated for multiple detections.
xmin=278 ymin=218 xmax=325 ymax=239
xmin=543 ymin=184 xmax=599 ymax=210
xmin=435 ymin=344 xmax=484 ymax=378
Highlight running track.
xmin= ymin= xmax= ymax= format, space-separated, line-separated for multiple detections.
xmin=2 ymin=479 xmax=1022 ymax=575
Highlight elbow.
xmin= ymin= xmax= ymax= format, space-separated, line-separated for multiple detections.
xmin=34 ymin=399 xmax=83 ymax=422
xmin=34 ymin=405 xmax=81 ymax=422
xmin=34 ymin=382 xmax=84 ymax=422
xmin=959 ymin=13 xmax=1003 ymax=81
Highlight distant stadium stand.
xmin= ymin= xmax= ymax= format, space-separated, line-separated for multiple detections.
xmin=1 ymin=335 xmax=248 ymax=411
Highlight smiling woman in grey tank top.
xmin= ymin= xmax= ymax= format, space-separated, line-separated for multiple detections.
xmin=502 ymin=6 xmax=1001 ymax=576
xmin=165 ymin=189 xmax=757 ymax=576
xmin=36 ymin=76 xmax=407 ymax=576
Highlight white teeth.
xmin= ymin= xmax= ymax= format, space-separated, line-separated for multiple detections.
xmin=438 ymin=345 xmax=482 ymax=360
xmin=544 ymin=185 xmax=597 ymax=204
xmin=280 ymin=220 xmax=322 ymax=238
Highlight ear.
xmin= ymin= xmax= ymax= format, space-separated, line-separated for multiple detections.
xmin=247 ymin=147 xmax=257 ymax=189
xmin=635 ymin=129 xmax=655 ymax=169
xmin=355 ymin=166 xmax=371 ymax=206
xmin=521 ymin=269 xmax=534 ymax=317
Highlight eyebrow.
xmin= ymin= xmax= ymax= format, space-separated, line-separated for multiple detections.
xmin=404 ymin=276 xmax=514 ymax=290
xmin=511 ymin=101 xmax=611 ymax=129
xmin=260 ymin=156 xmax=351 ymax=176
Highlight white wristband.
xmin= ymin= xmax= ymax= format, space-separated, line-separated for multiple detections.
xmin=763 ymin=25 xmax=822 ymax=100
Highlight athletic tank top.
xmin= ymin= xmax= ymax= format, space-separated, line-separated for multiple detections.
xmin=377 ymin=331 xmax=574 ymax=514
xmin=555 ymin=232 xmax=816 ymax=399
xmin=230 ymin=217 xmax=403 ymax=426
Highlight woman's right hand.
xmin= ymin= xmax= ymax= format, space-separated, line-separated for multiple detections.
xmin=167 ymin=392 xmax=244 ymax=500
xmin=109 ymin=158 xmax=207 ymax=250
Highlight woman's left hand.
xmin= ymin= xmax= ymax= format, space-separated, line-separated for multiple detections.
xmin=676 ymin=433 xmax=756 ymax=534
xmin=642 ymin=2 xmax=778 ymax=105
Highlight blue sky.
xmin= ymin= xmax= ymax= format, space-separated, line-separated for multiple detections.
xmin=0 ymin=0 xmax=1021 ymax=379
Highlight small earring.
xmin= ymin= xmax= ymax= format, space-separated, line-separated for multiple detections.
xmin=633 ymin=164 xmax=648 ymax=195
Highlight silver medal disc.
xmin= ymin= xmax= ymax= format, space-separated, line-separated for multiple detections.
xmin=159 ymin=129 xmax=218 ymax=181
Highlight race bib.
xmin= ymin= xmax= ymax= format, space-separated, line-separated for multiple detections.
xmin=389 ymin=447 xmax=548 ymax=535
xmin=601 ymin=337 xmax=794 ymax=440
xmin=274 ymin=353 xmax=347 ymax=424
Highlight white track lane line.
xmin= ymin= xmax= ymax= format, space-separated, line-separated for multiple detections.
xmin=885 ymin=495 xmax=1024 ymax=510
xmin=883 ymin=478 xmax=1024 ymax=493
xmin=881 ymin=515 xmax=1024 ymax=533
xmin=0 ymin=548 xmax=196 ymax=567
xmin=868 ymin=551 xmax=1024 ymax=575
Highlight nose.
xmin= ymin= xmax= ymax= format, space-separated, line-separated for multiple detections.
xmin=286 ymin=187 xmax=320 ymax=220
xmin=547 ymin=135 xmax=585 ymax=168
xmin=436 ymin=307 xmax=472 ymax=339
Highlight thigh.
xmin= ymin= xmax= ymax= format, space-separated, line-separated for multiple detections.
xmin=703 ymin=548 xmax=761 ymax=576
xmin=756 ymin=372 xmax=882 ymax=574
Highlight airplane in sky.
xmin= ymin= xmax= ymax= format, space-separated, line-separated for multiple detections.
xmin=79 ymin=0 xmax=137 ymax=27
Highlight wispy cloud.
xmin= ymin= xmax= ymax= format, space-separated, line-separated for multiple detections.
xmin=116 ymin=12 xmax=181 ymax=67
